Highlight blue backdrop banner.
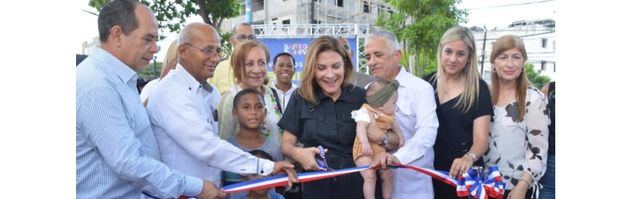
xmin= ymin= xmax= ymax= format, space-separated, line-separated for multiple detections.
xmin=260 ymin=37 xmax=357 ymax=83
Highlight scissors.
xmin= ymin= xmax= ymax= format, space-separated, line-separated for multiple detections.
xmin=315 ymin=146 xmax=332 ymax=171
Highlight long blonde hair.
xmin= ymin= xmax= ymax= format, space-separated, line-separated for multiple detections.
xmin=160 ymin=40 xmax=178 ymax=78
xmin=298 ymin=36 xmax=353 ymax=104
xmin=490 ymin=35 xmax=531 ymax=122
xmin=433 ymin=26 xmax=481 ymax=112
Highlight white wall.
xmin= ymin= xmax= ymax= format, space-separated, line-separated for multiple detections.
xmin=473 ymin=25 xmax=556 ymax=82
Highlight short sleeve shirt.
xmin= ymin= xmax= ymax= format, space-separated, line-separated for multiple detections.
xmin=222 ymin=135 xmax=283 ymax=185
xmin=278 ymin=85 xmax=365 ymax=165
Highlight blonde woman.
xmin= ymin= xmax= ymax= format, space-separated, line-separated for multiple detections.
xmin=140 ymin=40 xmax=178 ymax=104
xmin=484 ymin=35 xmax=549 ymax=199
xmin=426 ymin=26 xmax=492 ymax=199
xmin=218 ymin=40 xmax=283 ymax=149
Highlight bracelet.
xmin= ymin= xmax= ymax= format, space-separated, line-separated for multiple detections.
xmin=465 ymin=152 xmax=478 ymax=162
xmin=519 ymin=178 xmax=532 ymax=187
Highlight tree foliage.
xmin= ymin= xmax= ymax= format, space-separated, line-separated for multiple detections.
xmin=88 ymin=0 xmax=241 ymax=37
xmin=138 ymin=61 xmax=163 ymax=80
xmin=525 ymin=63 xmax=551 ymax=89
xmin=375 ymin=0 xmax=467 ymax=77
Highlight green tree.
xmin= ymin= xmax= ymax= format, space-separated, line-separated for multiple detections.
xmin=375 ymin=0 xmax=467 ymax=77
xmin=525 ymin=63 xmax=551 ymax=89
xmin=88 ymin=0 xmax=241 ymax=36
xmin=138 ymin=61 xmax=163 ymax=80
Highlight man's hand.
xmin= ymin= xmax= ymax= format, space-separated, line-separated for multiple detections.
xmin=196 ymin=180 xmax=225 ymax=199
xmin=370 ymin=152 xmax=400 ymax=170
xmin=382 ymin=131 xmax=401 ymax=151
xmin=272 ymin=161 xmax=299 ymax=188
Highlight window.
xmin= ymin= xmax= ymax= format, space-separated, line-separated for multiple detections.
xmin=282 ymin=19 xmax=290 ymax=24
xmin=363 ymin=1 xmax=369 ymax=13
xmin=483 ymin=70 xmax=491 ymax=81
xmin=377 ymin=5 xmax=387 ymax=14
xmin=337 ymin=0 xmax=343 ymax=7
xmin=541 ymin=61 xmax=547 ymax=71
xmin=253 ymin=0 xmax=264 ymax=11
xmin=541 ymin=38 xmax=548 ymax=48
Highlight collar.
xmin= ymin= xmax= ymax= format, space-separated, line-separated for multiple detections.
xmin=175 ymin=63 xmax=203 ymax=94
xmin=202 ymin=82 xmax=214 ymax=93
xmin=271 ymin=81 xmax=298 ymax=92
xmin=394 ymin=65 xmax=410 ymax=89
xmin=314 ymin=84 xmax=362 ymax=103
xmin=93 ymin=47 xmax=138 ymax=85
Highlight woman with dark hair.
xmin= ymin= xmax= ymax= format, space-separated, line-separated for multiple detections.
xmin=539 ymin=81 xmax=555 ymax=199
xmin=279 ymin=36 xmax=365 ymax=199
xmin=484 ymin=35 xmax=549 ymax=199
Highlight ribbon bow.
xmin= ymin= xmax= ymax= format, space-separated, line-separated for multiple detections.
xmin=456 ymin=166 xmax=505 ymax=199
xmin=388 ymin=163 xmax=505 ymax=199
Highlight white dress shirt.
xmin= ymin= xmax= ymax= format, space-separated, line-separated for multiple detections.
xmin=391 ymin=68 xmax=439 ymax=199
xmin=146 ymin=64 xmax=274 ymax=187
xmin=203 ymin=82 xmax=221 ymax=136
xmin=140 ymin=78 xmax=159 ymax=103
xmin=270 ymin=82 xmax=298 ymax=113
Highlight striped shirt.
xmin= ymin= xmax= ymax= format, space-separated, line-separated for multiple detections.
xmin=76 ymin=47 xmax=202 ymax=198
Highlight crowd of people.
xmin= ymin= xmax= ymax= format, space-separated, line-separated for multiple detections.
xmin=76 ymin=0 xmax=556 ymax=199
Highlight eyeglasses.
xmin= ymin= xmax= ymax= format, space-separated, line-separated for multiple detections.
xmin=234 ymin=34 xmax=256 ymax=41
xmin=184 ymin=43 xmax=227 ymax=58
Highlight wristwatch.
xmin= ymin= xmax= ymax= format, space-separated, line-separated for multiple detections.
xmin=382 ymin=133 xmax=390 ymax=146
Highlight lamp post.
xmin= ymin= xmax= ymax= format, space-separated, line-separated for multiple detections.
xmin=153 ymin=56 xmax=158 ymax=80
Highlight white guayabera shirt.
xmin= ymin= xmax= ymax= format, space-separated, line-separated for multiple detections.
xmin=146 ymin=64 xmax=274 ymax=187
xmin=391 ymin=68 xmax=439 ymax=199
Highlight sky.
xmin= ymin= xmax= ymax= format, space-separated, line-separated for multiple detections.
xmin=76 ymin=0 xmax=557 ymax=59
xmin=457 ymin=0 xmax=556 ymax=28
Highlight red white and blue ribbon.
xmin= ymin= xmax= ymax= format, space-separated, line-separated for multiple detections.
xmin=221 ymin=164 xmax=505 ymax=198
xmin=222 ymin=165 xmax=370 ymax=193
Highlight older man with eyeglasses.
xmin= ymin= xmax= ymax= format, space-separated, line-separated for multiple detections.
xmin=209 ymin=22 xmax=256 ymax=95
xmin=146 ymin=23 xmax=298 ymax=196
